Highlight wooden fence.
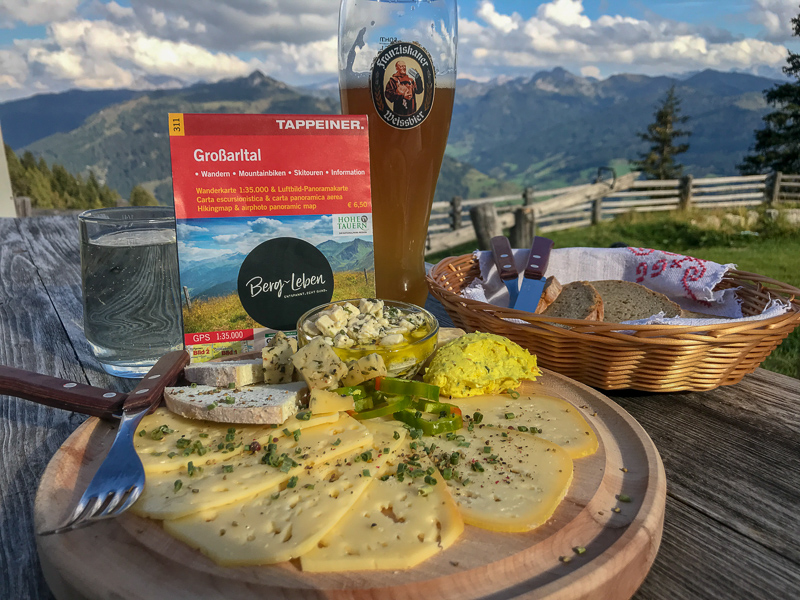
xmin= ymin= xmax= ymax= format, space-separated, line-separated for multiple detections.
xmin=426 ymin=171 xmax=794 ymax=254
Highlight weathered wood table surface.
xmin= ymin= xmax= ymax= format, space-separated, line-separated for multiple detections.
xmin=1 ymin=215 xmax=799 ymax=599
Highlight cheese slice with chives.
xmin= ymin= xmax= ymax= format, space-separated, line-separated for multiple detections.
xmin=134 ymin=407 xmax=339 ymax=475
xmin=131 ymin=414 xmax=372 ymax=520
xmin=452 ymin=393 xmax=599 ymax=459
xmin=163 ymin=421 xmax=407 ymax=566
xmin=301 ymin=436 xmax=464 ymax=572
xmin=432 ymin=427 xmax=573 ymax=532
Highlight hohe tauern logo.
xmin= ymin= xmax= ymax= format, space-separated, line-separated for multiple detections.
xmin=371 ymin=41 xmax=435 ymax=130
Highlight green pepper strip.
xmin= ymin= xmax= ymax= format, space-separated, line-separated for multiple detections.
xmin=334 ymin=385 xmax=373 ymax=412
xmin=412 ymin=399 xmax=463 ymax=418
xmin=352 ymin=396 xmax=412 ymax=421
xmin=376 ymin=377 xmax=440 ymax=402
xmin=393 ymin=407 xmax=463 ymax=436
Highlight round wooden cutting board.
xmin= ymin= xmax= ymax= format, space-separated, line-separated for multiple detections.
xmin=35 ymin=369 xmax=666 ymax=600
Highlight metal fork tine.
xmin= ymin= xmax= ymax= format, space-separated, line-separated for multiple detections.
xmin=40 ymin=495 xmax=100 ymax=536
xmin=64 ymin=495 xmax=92 ymax=527
xmin=38 ymin=408 xmax=151 ymax=536
xmin=36 ymin=351 xmax=189 ymax=537
xmin=96 ymin=492 xmax=123 ymax=518
xmin=114 ymin=488 xmax=143 ymax=516
xmin=80 ymin=495 xmax=106 ymax=525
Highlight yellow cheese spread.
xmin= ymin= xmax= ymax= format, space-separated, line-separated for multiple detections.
xmin=423 ymin=332 xmax=541 ymax=397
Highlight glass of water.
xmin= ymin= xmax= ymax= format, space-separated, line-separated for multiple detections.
xmin=78 ymin=207 xmax=184 ymax=378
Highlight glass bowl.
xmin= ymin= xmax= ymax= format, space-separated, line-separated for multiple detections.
xmin=296 ymin=299 xmax=439 ymax=379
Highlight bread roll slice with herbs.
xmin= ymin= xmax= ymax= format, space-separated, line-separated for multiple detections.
xmin=591 ymin=280 xmax=681 ymax=323
xmin=540 ymin=281 xmax=604 ymax=321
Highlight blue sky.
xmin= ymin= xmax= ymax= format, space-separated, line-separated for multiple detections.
xmin=0 ymin=1 xmax=798 ymax=102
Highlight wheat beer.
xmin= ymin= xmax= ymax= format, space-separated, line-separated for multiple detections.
xmin=339 ymin=0 xmax=457 ymax=306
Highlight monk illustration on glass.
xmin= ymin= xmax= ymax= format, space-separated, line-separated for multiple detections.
xmin=384 ymin=60 xmax=424 ymax=116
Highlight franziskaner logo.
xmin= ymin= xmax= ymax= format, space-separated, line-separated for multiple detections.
xmin=371 ymin=42 xmax=435 ymax=130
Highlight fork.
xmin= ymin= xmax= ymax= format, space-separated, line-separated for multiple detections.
xmin=37 ymin=350 xmax=189 ymax=535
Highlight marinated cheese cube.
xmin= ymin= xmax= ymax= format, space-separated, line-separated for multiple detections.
xmin=340 ymin=302 xmax=360 ymax=320
xmin=333 ymin=333 xmax=355 ymax=349
xmin=292 ymin=338 xmax=348 ymax=390
xmin=262 ymin=332 xmax=297 ymax=384
xmin=341 ymin=353 xmax=387 ymax=387
xmin=358 ymin=298 xmax=384 ymax=317
xmin=314 ymin=314 xmax=345 ymax=339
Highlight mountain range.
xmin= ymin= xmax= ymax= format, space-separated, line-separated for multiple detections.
xmin=0 ymin=68 xmax=782 ymax=203
xmin=180 ymin=238 xmax=373 ymax=301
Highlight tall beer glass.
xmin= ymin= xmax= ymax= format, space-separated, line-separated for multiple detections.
xmin=338 ymin=0 xmax=457 ymax=306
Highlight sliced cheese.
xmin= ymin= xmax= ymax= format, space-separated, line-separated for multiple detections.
xmin=301 ymin=437 xmax=464 ymax=572
xmin=134 ymin=408 xmax=339 ymax=475
xmin=454 ymin=393 xmax=599 ymax=459
xmin=163 ymin=421 xmax=407 ymax=566
xmin=432 ymin=427 xmax=573 ymax=532
xmin=132 ymin=414 xmax=372 ymax=520
xmin=183 ymin=360 xmax=264 ymax=388
xmin=309 ymin=389 xmax=355 ymax=414
xmin=163 ymin=381 xmax=307 ymax=424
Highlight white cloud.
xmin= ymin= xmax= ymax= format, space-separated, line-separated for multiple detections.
xmin=580 ymin=65 xmax=600 ymax=78
xmin=459 ymin=0 xmax=790 ymax=81
xmin=537 ymin=0 xmax=590 ymax=29
xmin=177 ymin=241 xmax=235 ymax=263
xmin=0 ymin=0 xmax=795 ymax=102
xmin=477 ymin=1 xmax=519 ymax=34
xmin=101 ymin=0 xmax=337 ymax=50
xmin=0 ymin=49 xmax=28 ymax=90
xmin=254 ymin=36 xmax=338 ymax=77
xmin=5 ymin=19 xmax=257 ymax=99
xmin=0 ymin=0 xmax=81 ymax=27
xmin=176 ymin=223 xmax=208 ymax=235
xmin=750 ymin=0 xmax=798 ymax=42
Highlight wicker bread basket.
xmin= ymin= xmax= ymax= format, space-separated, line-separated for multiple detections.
xmin=427 ymin=254 xmax=800 ymax=392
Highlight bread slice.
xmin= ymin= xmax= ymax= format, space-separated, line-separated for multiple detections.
xmin=591 ymin=280 xmax=681 ymax=323
xmin=183 ymin=360 xmax=264 ymax=388
xmin=541 ymin=281 xmax=604 ymax=321
xmin=164 ymin=382 xmax=308 ymax=424
xmin=535 ymin=276 xmax=563 ymax=313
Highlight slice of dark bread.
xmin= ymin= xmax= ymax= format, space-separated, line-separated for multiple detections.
xmin=534 ymin=276 xmax=563 ymax=314
xmin=540 ymin=281 xmax=604 ymax=321
xmin=591 ymin=280 xmax=681 ymax=323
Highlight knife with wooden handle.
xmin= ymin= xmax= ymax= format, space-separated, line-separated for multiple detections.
xmin=490 ymin=236 xmax=519 ymax=308
xmin=0 ymin=350 xmax=190 ymax=420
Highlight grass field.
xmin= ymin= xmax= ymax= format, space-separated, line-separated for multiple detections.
xmin=183 ymin=270 xmax=376 ymax=333
xmin=426 ymin=208 xmax=800 ymax=379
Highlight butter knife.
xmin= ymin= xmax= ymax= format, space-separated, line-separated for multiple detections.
xmin=490 ymin=236 xmax=519 ymax=308
xmin=513 ymin=236 xmax=554 ymax=313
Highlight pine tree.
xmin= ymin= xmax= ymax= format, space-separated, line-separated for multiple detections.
xmin=5 ymin=147 xmax=124 ymax=209
xmin=631 ymin=85 xmax=691 ymax=180
xmin=739 ymin=9 xmax=800 ymax=174
xmin=129 ymin=185 xmax=159 ymax=206
xmin=4 ymin=144 xmax=27 ymax=196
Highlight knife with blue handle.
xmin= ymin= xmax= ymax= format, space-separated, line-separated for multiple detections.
xmin=513 ymin=236 xmax=554 ymax=312
xmin=490 ymin=236 xmax=519 ymax=308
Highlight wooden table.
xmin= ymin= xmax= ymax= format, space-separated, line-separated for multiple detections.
xmin=1 ymin=215 xmax=799 ymax=599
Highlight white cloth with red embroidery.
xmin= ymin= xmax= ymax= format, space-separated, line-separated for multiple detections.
xmin=462 ymin=247 xmax=791 ymax=325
